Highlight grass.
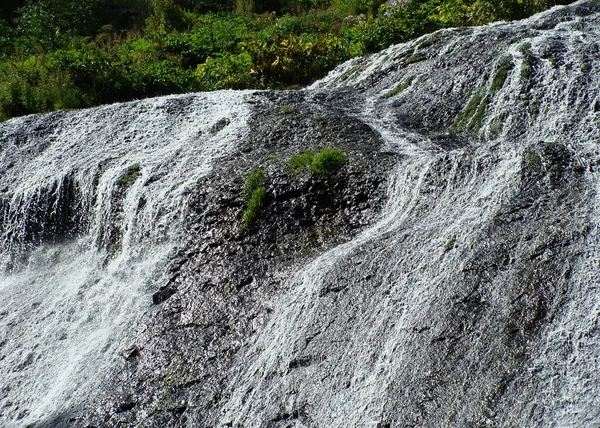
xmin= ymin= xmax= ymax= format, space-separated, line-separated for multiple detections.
xmin=286 ymin=148 xmax=348 ymax=177
xmin=117 ymin=163 xmax=141 ymax=188
xmin=242 ymin=168 xmax=267 ymax=229
xmin=451 ymin=86 xmax=487 ymax=133
xmin=309 ymin=148 xmax=348 ymax=176
xmin=287 ymin=150 xmax=316 ymax=175
xmin=406 ymin=53 xmax=425 ymax=64
xmin=242 ymin=187 xmax=267 ymax=229
xmin=244 ymin=168 xmax=265 ymax=199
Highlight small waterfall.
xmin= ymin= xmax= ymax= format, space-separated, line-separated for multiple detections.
xmin=0 ymin=92 xmax=252 ymax=425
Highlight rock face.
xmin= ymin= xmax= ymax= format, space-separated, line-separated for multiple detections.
xmin=2 ymin=2 xmax=600 ymax=427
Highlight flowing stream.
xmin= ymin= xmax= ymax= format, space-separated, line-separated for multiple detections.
xmin=0 ymin=92 xmax=252 ymax=425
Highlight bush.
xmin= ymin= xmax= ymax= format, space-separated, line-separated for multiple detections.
xmin=287 ymin=150 xmax=315 ymax=174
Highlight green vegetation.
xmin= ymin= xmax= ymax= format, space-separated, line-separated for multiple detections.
xmin=287 ymin=150 xmax=316 ymax=174
xmin=309 ymin=147 xmax=347 ymax=176
xmin=286 ymin=147 xmax=347 ymax=177
xmin=0 ymin=0 xmax=570 ymax=121
xmin=444 ymin=237 xmax=456 ymax=252
xmin=244 ymin=167 xmax=265 ymax=198
xmin=242 ymin=168 xmax=267 ymax=228
xmin=490 ymin=56 xmax=513 ymax=93
xmin=117 ymin=163 xmax=141 ymax=188
xmin=523 ymin=148 xmax=542 ymax=171
xmin=384 ymin=75 xmax=415 ymax=98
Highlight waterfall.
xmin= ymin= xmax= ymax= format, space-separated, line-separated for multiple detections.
xmin=1 ymin=1 xmax=600 ymax=426
xmin=0 ymin=92 xmax=252 ymax=425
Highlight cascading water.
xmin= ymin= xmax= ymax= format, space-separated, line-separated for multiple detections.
xmin=0 ymin=92 xmax=252 ymax=426
xmin=215 ymin=2 xmax=600 ymax=426
xmin=1 ymin=1 xmax=600 ymax=426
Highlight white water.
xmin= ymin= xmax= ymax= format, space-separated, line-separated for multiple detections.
xmin=0 ymin=91 xmax=252 ymax=425
xmin=218 ymin=2 xmax=600 ymax=426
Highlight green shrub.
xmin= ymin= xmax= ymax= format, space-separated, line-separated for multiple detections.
xmin=242 ymin=186 xmax=267 ymax=228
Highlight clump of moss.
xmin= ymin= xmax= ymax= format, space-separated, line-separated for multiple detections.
xmin=451 ymin=86 xmax=487 ymax=133
xmin=406 ymin=53 xmax=425 ymax=64
xmin=417 ymin=33 xmax=440 ymax=50
xmin=444 ymin=238 xmax=456 ymax=252
xmin=490 ymin=56 xmax=514 ymax=93
xmin=384 ymin=75 xmax=415 ymax=98
xmin=117 ymin=163 xmax=141 ymax=188
xmin=523 ymin=149 xmax=542 ymax=171
xmin=242 ymin=168 xmax=267 ymax=229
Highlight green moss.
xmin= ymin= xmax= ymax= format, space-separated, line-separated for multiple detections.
xmin=470 ymin=95 xmax=489 ymax=133
xmin=406 ymin=53 xmax=425 ymax=64
xmin=384 ymin=75 xmax=415 ymax=98
xmin=107 ymin=242 xmax=122 ymax=258
xmin=490 ymin=56 xmax=513 ymax=93
xmin=309 ymin=148 xmax=348 ymax=176
xmin=523 ymin=149 xmax=542 ymax=171
xmin=281 ymin=104 xmax=291 ymax=113
xmin=244 ymin=168 xmax=265 ymax=199
xmin=451 ymin=87 xmax=486 ymax=133
xmin=444 ymin=238 xmax=456 ymax=252
xmin=417 ymin=33 xmax=440 ymax=50
xmin=242 ymin=187 xmax=267 ymax=229
xmin=117 ymin=163 xmax=141 ymax=188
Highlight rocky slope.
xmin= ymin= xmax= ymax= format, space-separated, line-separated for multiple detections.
xmin=1 ymin=1 xmax=600 ymax=427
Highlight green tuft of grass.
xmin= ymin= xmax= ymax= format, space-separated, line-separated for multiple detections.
xmin=242 ymin=186 xmax=267 ymax=229
xmin=384 ymin=75 xmax=415 ymax=98
xmin=244 ymin=168 xmax=265 ymax=199
xmin=117 ymin=163 xmax=141 ymax=188
xmin=309 ymin=148 xmax=348 ymax=176
xmin=287 ymin=150 xmax=315 ymax=175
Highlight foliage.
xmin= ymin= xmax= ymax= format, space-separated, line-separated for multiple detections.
xmin=0 ymin=0 xmax=571 ymax=121
xmin=444 ymin=237 xmax=456 ymax=252
xmin=287 ymin=150 xmax=315 ymax=174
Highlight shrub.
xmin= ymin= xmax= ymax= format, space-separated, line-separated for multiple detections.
xmin=309 ymin=147 xmax=347 ymax=176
